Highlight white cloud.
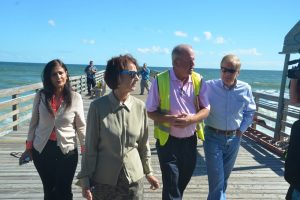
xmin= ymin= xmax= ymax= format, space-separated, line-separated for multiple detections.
xmin=48 ymin=19 xmax=56 ymax=27
xmin=203 ymin=31 xmax=212 ymax=40
xmin=225 ymin=48 xmax=262 ymax=56
xmin=137 ymin=46 xmax=170 ymax=54
xmin=194 ymin=50 xmax=204 ymax=56
xmin=193 ymin=36 xmax=200 ymax=42
xmin=174 ymin=31 xmax=188 ymax=37
xmin=209 ymin=51 xmax=216 ymax=55
xmin=82 ymin=39 xmax=96 ymax=45
xmin=214 ymin=36 xmax=225 ymax=44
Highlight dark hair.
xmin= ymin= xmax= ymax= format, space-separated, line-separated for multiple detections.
xmin=104 ymin=54 xmax=138 ymax=89
xmin=40 ymin=59 xmax=72 ymax=114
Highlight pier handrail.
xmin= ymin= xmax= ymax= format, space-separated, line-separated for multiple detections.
xmin=252 ymin=91 xmax=300 ymax=141
xmin=1 ymin=70 xmax=299 ymax=142
xmin=0 ymin=71 xmax=105 ymax=134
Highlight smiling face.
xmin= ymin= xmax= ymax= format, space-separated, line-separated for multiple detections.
xmin=50 ymin=65 xmax=68 ymax=91
xmin=173 ymin=46 xmax=195 ymax=80
xmin=118 ymin=62 xmax=139 ymax=93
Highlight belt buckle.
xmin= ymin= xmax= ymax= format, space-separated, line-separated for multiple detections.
xmin=224 ymin=130 xmax=236 ymax=136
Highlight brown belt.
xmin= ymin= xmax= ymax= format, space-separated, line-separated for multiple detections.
xmin=206 ymin=126 xmax=237 ymax=136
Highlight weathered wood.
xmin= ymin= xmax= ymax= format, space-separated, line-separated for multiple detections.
xmin=0 ymin=83 xmax=43 ymax=98
xmin=0 ymin=83 xmax=290 ymax=200
xmin=0 ymin=71 xmax=105 ymax=134
xmin=1 ymin=70 xmax=299 ymax=140
xmin=253 ymin=91 xmax=300 ymax=139
xmin=0 ymin=94 xmax=34 ymax=110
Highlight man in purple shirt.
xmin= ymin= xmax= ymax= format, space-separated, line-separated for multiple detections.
xmin=146 ymin=44 xmax=210 ymax=200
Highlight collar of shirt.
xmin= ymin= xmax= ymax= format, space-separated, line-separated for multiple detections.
xmin=51 ymin=95 xmax=64 ymax=113
xmin=170 ymin=68 xmax=192 ymax=84
xmin=108 ymin=91 xmax=133 ymax=112
xmin=222 ymin=79 xmax=237 ymax=90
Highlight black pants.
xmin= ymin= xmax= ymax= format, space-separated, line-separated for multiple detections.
xmin=87 ymin=77 xmax=96 ymax=94
xmin=285 ymin=119 xmax=300 ymax=199
xmin=156 ymin=134 xmax=197 ymax=200
xmin=32 ymin=141 xmax=78 ymax=200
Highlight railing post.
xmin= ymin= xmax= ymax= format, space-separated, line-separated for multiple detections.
xmin=274 ymin=54 xmax=290 ymax=141
xmin=252 ymin=95 xmax=259 ymax=129
xmin=280 ymin=102 xmax=289 ymax=140
xmin=12 ymin=94 xmax=18 ymax=131
xmin=79 ymin=75 xmax=83 ymax=94
xmin=83 ymin=75 xmax=86 ymax=93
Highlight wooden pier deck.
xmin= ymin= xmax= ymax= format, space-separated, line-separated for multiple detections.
xmin=0 ymin=83 xmax=289 ymax=200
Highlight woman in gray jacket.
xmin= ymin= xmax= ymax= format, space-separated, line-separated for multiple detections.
xmin=78 ymin=54 xmax=159 ymax=200
xmin=21 ymin=59 xmax=86 ymax=200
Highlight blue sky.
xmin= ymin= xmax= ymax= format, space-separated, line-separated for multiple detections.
xmin=0 ymin=0 xmax=299 ymax=70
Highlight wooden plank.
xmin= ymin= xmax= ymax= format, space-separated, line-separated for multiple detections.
xmin=0 ymin=83 xmax=42 ymax=98
xmin=0 ymin=94 xmax=35 ymax=110
xmin=0 ymin=104 xmax=32 ymax=123
xmin=0 ymin=113 xmax=31 ymax=133
xmin=0 ymin=85 xmax=290 ymax=200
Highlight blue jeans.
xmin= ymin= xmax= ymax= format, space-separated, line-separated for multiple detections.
xmin=203 ymin=127 xmax=241 ymax=200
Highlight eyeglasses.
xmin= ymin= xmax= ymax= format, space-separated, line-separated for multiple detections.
xmin=119 ymin=70 xmax=138 ymax=78
xmin=221 ymin=67 xmax=237 ymax=74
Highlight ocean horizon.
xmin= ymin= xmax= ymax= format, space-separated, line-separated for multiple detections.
xmin=0 ymin=61 xmax=291 ymax=137
xmin=0 ymin=61 xmax=285 ymax=96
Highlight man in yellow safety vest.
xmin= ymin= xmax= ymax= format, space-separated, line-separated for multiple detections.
xmin=146 ymin=44 xmax=210 ymax=200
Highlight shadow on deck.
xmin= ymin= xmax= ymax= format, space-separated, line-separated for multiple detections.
xmin=0 ymin=82 xmax=289 ymax=200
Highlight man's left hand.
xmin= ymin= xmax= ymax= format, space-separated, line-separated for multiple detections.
xmin=236 ymin=130 xmax=243 ymax=137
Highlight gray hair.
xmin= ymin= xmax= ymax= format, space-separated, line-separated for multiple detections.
xmin=171 ymin=44 xmax=193 ymax=63
xmin=221 ymin=54 xmax=241 ymax=70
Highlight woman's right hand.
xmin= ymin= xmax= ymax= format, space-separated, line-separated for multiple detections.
xmin=82 ymin=188 xmax=92 ymax=200
xmin=19 ymin=149 xmax=33 ymax=165
xmin=21 ymin=149 xmax=33 ymax=161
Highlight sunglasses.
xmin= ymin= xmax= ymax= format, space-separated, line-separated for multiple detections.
xmin=221 ymin=67 xmax=237 ymax=74
xmin=119 ymin=70 xmax=138 ymax=78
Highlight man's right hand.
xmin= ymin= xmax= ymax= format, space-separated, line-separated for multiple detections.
xmin=82 ymin=188 xmax=92 ymax=200
xmin=169 ymin=113 xmax=193 ymax=128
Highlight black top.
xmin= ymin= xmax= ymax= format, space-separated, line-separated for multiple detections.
xmin=285 ymin=119 xmax=300 ymax=192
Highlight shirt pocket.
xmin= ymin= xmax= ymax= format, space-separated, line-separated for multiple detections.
xmin=229 ymin=95 xmax=246 ymax=114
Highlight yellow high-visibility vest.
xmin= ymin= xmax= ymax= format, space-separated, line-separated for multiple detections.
xmin=154 ymin=70 xmax=205 ymax=146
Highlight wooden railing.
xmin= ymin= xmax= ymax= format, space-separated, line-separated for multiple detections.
xmin=0 ymin=71 xmax=105 ymax=134
xmin=1 ymin=72 xmax=299 ymax=141
xmin=253 ymin=91 xmax=300 ymax=140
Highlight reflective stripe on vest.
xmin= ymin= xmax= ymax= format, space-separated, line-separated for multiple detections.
xmin=154 ymin=70 xmax=205 ymax=146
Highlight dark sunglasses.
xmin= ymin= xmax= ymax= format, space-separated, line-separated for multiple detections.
xmin=119 ymin=70 xmax=138 ymax=78
xmin=221 ymin=67 xmax=237 ymax=74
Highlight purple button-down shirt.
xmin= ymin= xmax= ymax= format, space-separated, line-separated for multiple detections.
xmin=146 ymin=68 xmax=210 ymax=138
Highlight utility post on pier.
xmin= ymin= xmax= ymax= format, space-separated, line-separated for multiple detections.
xmin=12 ymin=94 xmax=18 ymax=131
xmin=275 ymin=20 xmax=300 ymax=141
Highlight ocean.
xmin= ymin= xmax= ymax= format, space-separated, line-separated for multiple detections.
xmin=0 ymin=61 xmax=290 ymax=137
xmin=0 ymin=61 xmax=284 ymax=96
